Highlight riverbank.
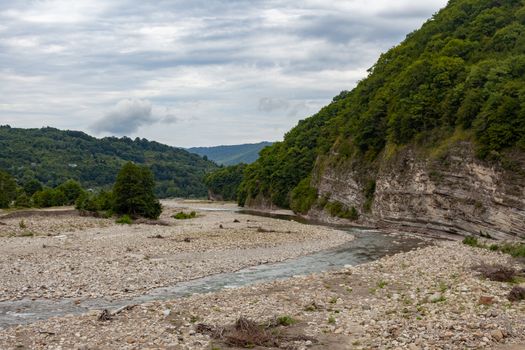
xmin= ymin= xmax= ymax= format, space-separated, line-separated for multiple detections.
xmin=1 ymin=240 xmax=524 ymax=349
xmin=0 ymin=200 xmax=352 ymax=301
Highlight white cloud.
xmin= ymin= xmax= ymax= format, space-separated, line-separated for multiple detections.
xmin=0 ymin=0 xmax=449 ymax=147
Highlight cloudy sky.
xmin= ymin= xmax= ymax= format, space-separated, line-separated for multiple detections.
xmin=0 ymin=0 xmax=448 ymax=147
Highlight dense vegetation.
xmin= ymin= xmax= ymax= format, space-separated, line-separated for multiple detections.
xmin=204 ymin=164 xmax=246 ymax=201
xmin=0 ymin=169 xmax=86 ymax=209
xmin=77 ymin=163 xmax=161 ymax=219
xmin=0 ymin=170 xmax=17 ymax=208
xmin=239 ymin=0 xmax=525 ymax=211
xmin=112 ymin=162 xmax=161 ymax=219
xmin=0 ymin=126 xmax=217 ymax=198
xmin=188 ymin=142 xmax=272 ymax=166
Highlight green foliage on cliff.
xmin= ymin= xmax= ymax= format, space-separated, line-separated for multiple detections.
xmin=204 ymin=164 xmax=246 ymax=201
xmin=0 ymin=126 xmax=217 ymax=198
xmin=240 ymin=0 xmax=525 ymax=210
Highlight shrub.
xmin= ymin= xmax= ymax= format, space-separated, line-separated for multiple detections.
xmin=56 ymin=180 xmax=86 ymax=205
xmin=14 ymin=192 xmax=31 ymax=208
xmin=508 ymin=286 xmax=525 ymax=302
xmin=172 ymin=211 xmax=197 ymax=220
xmin=113 ymin=162 xmax=161 ymax=219
xmin=474 ymin=264 xmax=516 ymax=282
xmin=462 ymin=236 xmax=480 ymax=247
xmin=116 ymin=215 xmax=133 ymax=225
xmin=76 ymin=190 xmax=114 ymax=213
xmin=276 ymin=316 xmax=296 ymax=326
xmin=23 ymin=179 xmax=43 ymax=196
xmin=32 ymin=188 xmax=67 ymax=208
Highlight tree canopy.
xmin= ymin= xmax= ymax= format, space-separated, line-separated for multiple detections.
xmin=113 ymin=162 xmax=162 ymax=219
xmin=0 ymin=126 xmax=217 ymax=198
xmin=239 ymin=0 xmax=525 ymax=210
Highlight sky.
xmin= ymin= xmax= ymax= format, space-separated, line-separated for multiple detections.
xmin=0 ymin=0 xmax=449 ymax=147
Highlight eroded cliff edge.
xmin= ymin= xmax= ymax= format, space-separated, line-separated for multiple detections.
xmin=308 ymin=141 xmax=525 ymax=240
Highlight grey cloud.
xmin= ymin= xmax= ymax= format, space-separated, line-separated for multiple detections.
xmin=162 ymin=115 xmax=178 ymax=124
xmin=0 ymin=0 xmax=449 ymax=147
xmin=258 ymin=98 xmax=290 ymax=112
xmin=91 ymin=99 xmax=155 ymax=135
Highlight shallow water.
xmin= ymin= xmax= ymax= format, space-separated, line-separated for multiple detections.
xmin=0 ymin=213 xmax=429 ymax=329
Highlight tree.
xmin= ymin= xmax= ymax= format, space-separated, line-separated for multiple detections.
xmin=56 ymin=179 xmax=85 ymax=205
xmin=113 ymin=162 xmax=161 ymax=219
xmin=23 ymin=179 xmax=43 ymax=196
xmin=0 ymin=170 xmax=17 ymax=208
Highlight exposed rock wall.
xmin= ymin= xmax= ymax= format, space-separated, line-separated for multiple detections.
xmin=313 ymin=142 xmax=525 ymax=239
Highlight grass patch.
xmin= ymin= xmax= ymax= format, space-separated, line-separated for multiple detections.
xmin=463 ymin=236 xmax=525 ymax=258
xmin=431 ymin=295 xmax=447 ymax=303
xmin=377 ymin=280 xmax=388 ymax=289
xmin=327 ymin=315 xmax=336 ymax=324
xmin=19 ymin=231 xmax=35 ymax=237
xmin=276 ymin=316 xmax=296 ymax=327
xmin=116 ymin=214 xmax=133 ymax=225
xmin=172 ymin=211 xmax=197 ymax=220
xmin=18 ymin=220 xmax=27 ymax=229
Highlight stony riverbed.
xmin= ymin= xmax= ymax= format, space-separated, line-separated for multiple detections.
xmin=0 ymin=201 xmax=352 ymax=301
xmin=2 ymin=240 xmax=524 ymax=350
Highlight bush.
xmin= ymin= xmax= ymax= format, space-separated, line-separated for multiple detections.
xmin=116 ymin=214 xmax=133 ymax=225
xmin=113 ymin=162 xmax=162 ymax=219
xmin=56 ymin=180 xmax=85 ymax=205
xmin=462 ymin=236 xmax=480 ymax=247
xmin=23 ymin=179 xmax=43 ymax=196
xmin=173 ymin=211 xmax=196 ymax=220
xmin=14 ymin=192 xmax=31 ymax=208
xmin=276 ymin=316 xmax=296 ymax=326
xmin=32 ymin=187 xmax=67 ymax=208
xmin=76 ymin=190 xmax=114 ymax=213
xmin=326 ymin=201 xmax=359 ymax=221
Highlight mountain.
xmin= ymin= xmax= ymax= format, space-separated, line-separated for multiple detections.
xmin=188 ymin=142 xmax=273 ymax=165
xmin=0 ymin=126 xmax=217 ymax=198
xmin=239 ymin=0 xmax=525 ymax=239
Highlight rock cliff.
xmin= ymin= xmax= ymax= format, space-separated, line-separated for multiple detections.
xmin=312 ymin=142 xmax=525 ymax=239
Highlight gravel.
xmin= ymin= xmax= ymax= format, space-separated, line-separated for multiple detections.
xmin=1 ymin=241 xmax=523 ymax=349
xmin=0 ymin=201 xmax=352 ymax=301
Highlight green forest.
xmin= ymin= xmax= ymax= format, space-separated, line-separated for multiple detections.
xmin=238 ymin=0 xmax=525 ymax=210
xmin=0 ymin=126 xmax=217 ymax=198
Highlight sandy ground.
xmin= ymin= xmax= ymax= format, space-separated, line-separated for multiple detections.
xmin=0 ymin=200 xmax=352 ymax=301
xmin=1 ymin=241 xmax=523 ymax=350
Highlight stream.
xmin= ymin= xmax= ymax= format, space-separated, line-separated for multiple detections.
xmin=0 ymin=212 xmax=430 ymax=329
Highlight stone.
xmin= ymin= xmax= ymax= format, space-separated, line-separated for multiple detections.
xmin=490 ymin=330 xmax=504 ymax=342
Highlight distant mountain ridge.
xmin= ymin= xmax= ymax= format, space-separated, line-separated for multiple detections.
xmin=188 ymin=142 xmax=273 ymax=165
xmin=0 ymin=126 xmax=217 ymax=198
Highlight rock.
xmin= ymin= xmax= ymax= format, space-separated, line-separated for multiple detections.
xmin=429 ymin=293 xmax=442 ymax=303
xmin=490 ymin=330 xmax=504 ymax=342
xmin=478 ymin=296 xmax=494 ymax=305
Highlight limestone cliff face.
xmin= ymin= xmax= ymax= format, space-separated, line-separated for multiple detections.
xmin=312 ymin=142 xmax=525 ymax=239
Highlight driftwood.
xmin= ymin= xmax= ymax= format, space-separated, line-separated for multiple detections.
xmin=98 ymin=305 xmax=136 ymax=321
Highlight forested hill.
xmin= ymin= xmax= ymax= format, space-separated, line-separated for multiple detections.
xmin=188 ymin=142 xmax=273 ymax=165
xmin=239 ymin=0 xmax=525 ymax=210
xmin=0 ymin=126 xmax=217 ymax=198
